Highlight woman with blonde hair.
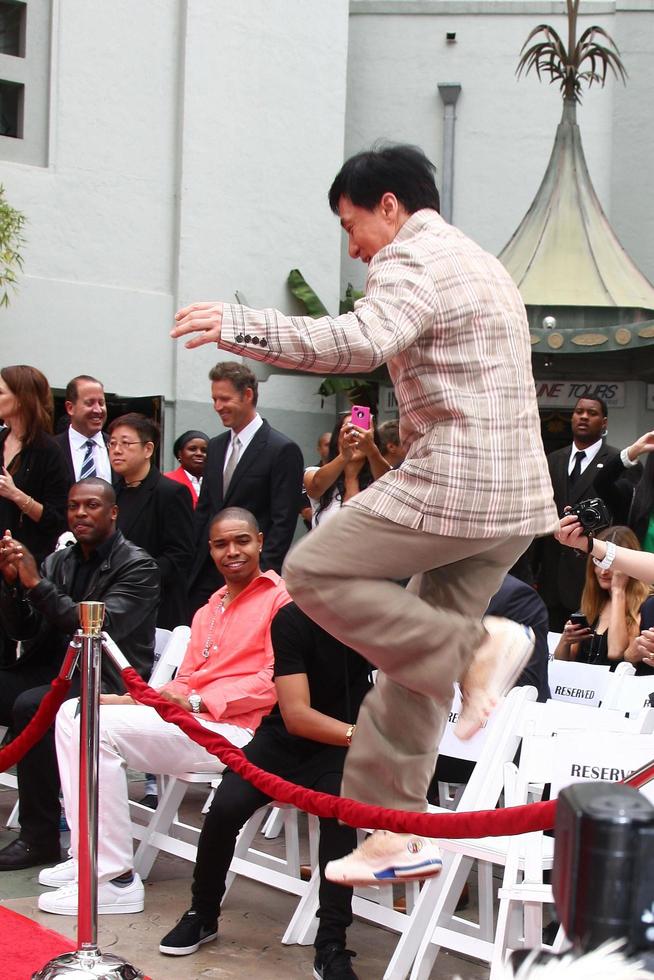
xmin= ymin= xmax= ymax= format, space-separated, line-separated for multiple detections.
xmin=555 ymin=525 xmax=650 ymax=666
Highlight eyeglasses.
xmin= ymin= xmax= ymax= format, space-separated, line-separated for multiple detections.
xmin=108 ymin=439 xmax=143 ymax=450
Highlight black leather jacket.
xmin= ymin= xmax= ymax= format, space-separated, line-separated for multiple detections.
xmin=0 ymin=531 xmax=160 ymax=693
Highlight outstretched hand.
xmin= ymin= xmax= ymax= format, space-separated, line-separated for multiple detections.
xmin=171 ymin=302 xmax=224 ymax=349
xmin=627 ymin=430 xmax=654 ymax=461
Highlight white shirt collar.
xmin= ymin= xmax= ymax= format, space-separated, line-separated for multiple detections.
xmin=230 ymin=413 xmax=263 ymax=454
xmin=68 ymin=426 xmax=105 ymax=450
xmin=568 ymin=437 xmax=603 ymax=473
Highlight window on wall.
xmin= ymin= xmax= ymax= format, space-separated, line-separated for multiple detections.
xmin=0 ymin=2 xmax=26 ymax=57
xmin=0 ymin=0 xmax=51 ymax=167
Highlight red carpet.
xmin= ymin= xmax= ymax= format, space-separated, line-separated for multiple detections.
xmin=0 ymin=905 xmax=75 ymax=980
xmin=0 ymin=906 xmax=152 ymax=979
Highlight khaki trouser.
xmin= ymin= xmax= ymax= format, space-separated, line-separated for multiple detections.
xmin=283 ymin=506 xmax=532 ymax=812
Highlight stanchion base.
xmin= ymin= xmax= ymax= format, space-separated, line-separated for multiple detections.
xmin=32 ymin=948 xmax=144 ymax=979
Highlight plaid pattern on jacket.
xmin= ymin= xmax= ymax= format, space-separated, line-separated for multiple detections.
xmin=220 ymin=209 xmax=557 ymax=539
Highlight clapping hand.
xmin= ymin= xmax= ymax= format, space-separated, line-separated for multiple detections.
xmin=635 ymin=628 xmax=654 ymax=668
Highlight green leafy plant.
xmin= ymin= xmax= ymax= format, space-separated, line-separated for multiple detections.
xmin=288 ymin=269 xmax=388 ymax=409
xmin=0 ymin=185 xmax=26 ymax=308
xmin=517 ymin=0 xmax=626 ymax=102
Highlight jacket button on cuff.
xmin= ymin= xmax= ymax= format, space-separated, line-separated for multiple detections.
xmin=251 ymin=336 xmax=259 ymax=345
xmin=244 ymin=334 xmax=252 ymax=343
xmin=259 ymin=338 xmax=268 ymax=347
xmin=235 ymin=334 xmax=244 ymax=343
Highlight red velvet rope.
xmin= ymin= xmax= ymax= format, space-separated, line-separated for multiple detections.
xmin=121 ymin=667 xmax=559 ymax=837
xmin=0 ymin=676 xmax=73 ymax=772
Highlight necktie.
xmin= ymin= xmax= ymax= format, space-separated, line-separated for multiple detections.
xmin=569 ymin=450 xmax=586 ymax=486
xmin=223 ymin=436 xmax=241 ymax=494
xmin=80 ymin=440 xmax=97 ymax=480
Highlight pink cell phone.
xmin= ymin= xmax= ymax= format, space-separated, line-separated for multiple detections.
xmin=350 ymin=405 xmax=371 ymax=430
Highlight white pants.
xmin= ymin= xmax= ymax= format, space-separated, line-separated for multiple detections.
xmin=55 ymin=699 xmax=252 ymax=882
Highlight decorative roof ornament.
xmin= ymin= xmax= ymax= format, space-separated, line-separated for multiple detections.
xmin=499 ymin=0 xmax=654 ymax=322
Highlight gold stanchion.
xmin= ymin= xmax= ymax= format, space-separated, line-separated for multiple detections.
xmin=33 ymin=604 xmax=144 ymax=979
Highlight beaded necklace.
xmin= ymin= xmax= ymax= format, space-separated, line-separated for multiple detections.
xmin=201 ymin=592 xmax=232 ymax=659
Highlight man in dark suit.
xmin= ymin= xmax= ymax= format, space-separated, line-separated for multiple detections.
xmin=535 ymin=396 xmax=620 ymax=630
xmin=108 ymin=413 xmax=194 ymax=628
xmin=54 ymin=375 xmax=112 ymax=486
xmin=188 ymin=362 xmax=303 ymax=615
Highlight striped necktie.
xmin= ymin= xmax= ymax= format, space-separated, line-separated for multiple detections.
xmin=80 ymin=439 xmax=97 ymax=480
xmin=223 ymin=436 xmax=241 ymax=494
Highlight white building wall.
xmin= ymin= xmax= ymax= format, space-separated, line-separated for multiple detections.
xmin=0 ymin=0 xmax=348 ymax=464
xmin=1 ymin=0 xmax=653 ymax=459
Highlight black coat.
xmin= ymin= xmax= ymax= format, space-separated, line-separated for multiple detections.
xmin=0 ymin=530 xmax=160 ymax=692
xmin=54 ymin=429 xmax=112 ymax=487
xmin=189 ymin=420 xmax=304 ymax=607
xmin=535 ymin=441 xmax=620 ymax=620
xmin=0 ymin=428 xmax=69 ymax=564
xmin=114 ymin=465 xmax=194 ymax=628
xmin=487 ymin=575 xmax=550 ymax=702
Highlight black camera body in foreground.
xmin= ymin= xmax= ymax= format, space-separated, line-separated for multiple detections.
xmin=568 ymin=498 xmax=611 ymax=534
xmin=553 ymin=782 xmax=654 ymax=954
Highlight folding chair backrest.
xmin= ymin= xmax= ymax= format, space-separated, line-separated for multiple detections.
xmin=549 ymin=730 xmax=654 ymax=806
xmin=547 ymin=659 xmax=611 ymax=706
xmin=149 ymin=625 xmax=191 ymax=687
xmin=521 ymin=696 xmax=650 ymax=738
xmin=602 ymin=673 xmax=654 ymax=716
xmin=439 ymin=684 xmax=539 ymax=813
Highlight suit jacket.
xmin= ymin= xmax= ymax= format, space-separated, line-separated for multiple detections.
xmin=114 ymin=465 xmax=194 ymax=628
xmin=54 ymin=429 xmax=112 ymax=487
xmin=189 ymin=420 xmax=303 ymax=600
xmin=536 ymin=441 xmax=620 ymax=615
xmin=219 ymin=209 xmax=557 ymax=539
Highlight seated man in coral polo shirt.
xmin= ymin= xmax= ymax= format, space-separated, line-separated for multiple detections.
xmin=38 ymin=506 xmax=290 ymax=916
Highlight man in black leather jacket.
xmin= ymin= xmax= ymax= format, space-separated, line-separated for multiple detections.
xmin=0 ymin=477 xmax=160 ymax=870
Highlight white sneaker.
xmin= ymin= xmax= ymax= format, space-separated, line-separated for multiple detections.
xmin=455 ymin=616 xmax=535 ymax=740
xmin=38 ymin=857 xmax=77 ymax=887
xmin=37 ymin=873 xmax=144 ymax=915
xmin=325 ymin=831 xmax=442 ymax=886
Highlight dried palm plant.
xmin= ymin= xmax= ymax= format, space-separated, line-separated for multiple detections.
xmin=517 ymin=0 xmax=626 ymax=102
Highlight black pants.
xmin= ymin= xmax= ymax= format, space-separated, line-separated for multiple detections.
xmin=0 ymin=667 xmax=79 ymax=850
xmin=191 ymin=728 xmax=356 ymax=951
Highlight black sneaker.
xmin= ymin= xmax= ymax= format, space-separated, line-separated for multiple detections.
xmin=159 ymin=909 xmax=218 ymax=956
xmin=313 ymin=944 xmax=358 ymax=979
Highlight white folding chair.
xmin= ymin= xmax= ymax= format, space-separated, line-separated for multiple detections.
xmin=408 ymin=700 xmax=654 ymax=980
xmin=130 ymin=621 xmax=308 ymax=900
xmin=547 ymin=659 xmax=611 ymax=706
xmin=282 ymin=685 xmax=538 ymax=965
xmin=490 ymin=728 xmax=654 ymax=977
xmin=603 ymin=669 xmax=654 ymax=715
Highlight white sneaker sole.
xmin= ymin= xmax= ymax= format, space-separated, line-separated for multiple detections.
xmin=38 ymin=895 xmax=144 ymax=915
xmin=327 ymin=858 xmax=443 ymax=888
xmin=159 ymin=930 xmax=218 ymax=956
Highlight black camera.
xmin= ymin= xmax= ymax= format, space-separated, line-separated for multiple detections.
xmin=568 ymin=497 xmax=611 ymax=533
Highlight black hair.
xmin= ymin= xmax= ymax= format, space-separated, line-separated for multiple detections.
xmin=72 ymin=477 xmax=116 ymax=505
xmin=173 ymin=430 xmax=209 ymax=458
xmin=210 ymin=507 xmax=260 ymax=535
xmin=209 ymin=361 xmax=259 ymax=407
xmin=108 ymin=413 xmax=160 ymax=449
xmin=65 ymin=375 xmax=103 ymax=402
xmin=328 ymin=143 xmax=440 ymax=215
xmin=314 ymin=414 xmax=382 ymax=525
xmin=574 ymin=395 xmax=608 ymax=418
